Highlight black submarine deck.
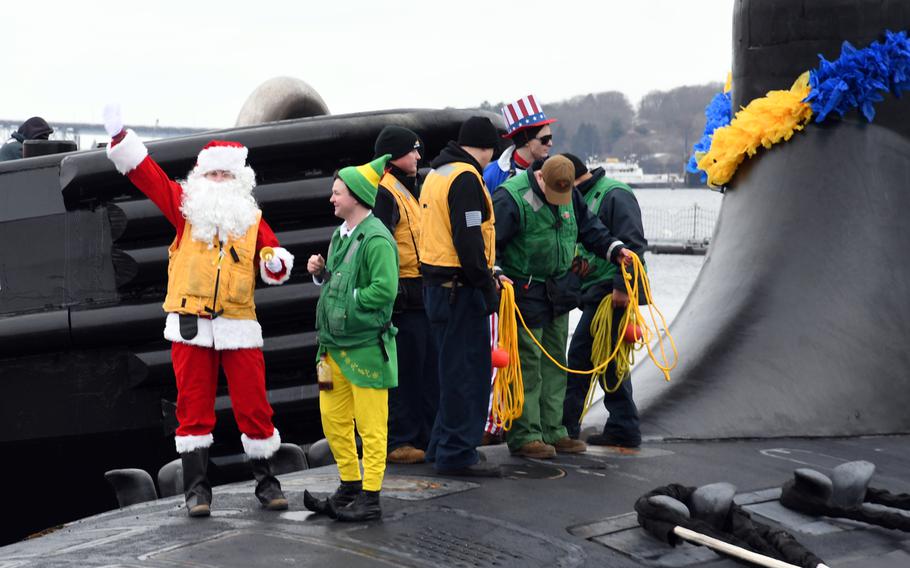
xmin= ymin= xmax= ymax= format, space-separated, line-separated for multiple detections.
xmin=3 ymin=435 xmax=909 ymax=567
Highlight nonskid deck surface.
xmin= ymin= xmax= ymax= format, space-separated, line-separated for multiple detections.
xmin=2 ymin=435 xmax=908 ymax=567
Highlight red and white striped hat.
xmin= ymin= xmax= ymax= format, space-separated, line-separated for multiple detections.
xmin=196 ymin=140 xmax=248 ymax=175
xmin=500 ymin=94 xmax=557 ymax=138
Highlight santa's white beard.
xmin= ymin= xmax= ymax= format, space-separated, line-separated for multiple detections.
xmin=180 ymin=167 xmax=260 ymax=244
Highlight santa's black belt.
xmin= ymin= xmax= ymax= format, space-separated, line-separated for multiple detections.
xmin=179 ymin=314 xmax=198 ymax=340
xmin=179 ymin=311 xmax=222 ymax=341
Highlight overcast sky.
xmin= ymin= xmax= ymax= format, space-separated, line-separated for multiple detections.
xmin=5 ymin=0 xmax=733 ymax=129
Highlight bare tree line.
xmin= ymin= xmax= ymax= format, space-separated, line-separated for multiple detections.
xmin=476 ymin=82 xmax=723 ymax=175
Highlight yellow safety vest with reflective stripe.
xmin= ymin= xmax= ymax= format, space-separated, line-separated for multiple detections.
xmin=379 ymin=172 xmax=422 ymax=278
xmin=162 ymin=212 xmax=260 ymax=320
xmin=418 ymin=162 xmax=495 ymax=269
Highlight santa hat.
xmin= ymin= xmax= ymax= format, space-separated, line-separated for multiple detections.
xmin=338 ymin=154 xmax=392 ymax=208
xmin=500 ymin=94 xmax=556 ymax=138
xmin=196 ymin=140 xmax=249 ymax=175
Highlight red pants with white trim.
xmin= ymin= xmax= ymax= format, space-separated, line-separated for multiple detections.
xmin=171 ymin=343 xmax=275 ymax=439
xmin=484 ymin=313 xmax=504 ymax=436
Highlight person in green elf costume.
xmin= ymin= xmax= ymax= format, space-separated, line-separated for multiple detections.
xmin=303 ymin=154 xmax=400 ymax=522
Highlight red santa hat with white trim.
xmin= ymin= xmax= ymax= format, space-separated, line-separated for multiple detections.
xmin=195 ymin=140 xmax=249 ymax=175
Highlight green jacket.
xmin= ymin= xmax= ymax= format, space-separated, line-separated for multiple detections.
xmin=497 ymin=171 xmax=578 ymax=283
xmin=577 ymin=176 xmax=636 ymax=290
xmin=315 ymin=215 xmax=400 ymax=389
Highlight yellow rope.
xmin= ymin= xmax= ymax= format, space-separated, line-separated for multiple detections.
xmin=495 ymin=251 xmax=679 ymax=428
xmin=580 ymin=252 xmax=679 ymax=423
xmin=591 ymin=295 xmax=635 ymax=390
xmin=579 ymin=296 xmax=639 ymax=424
xmin=490 ymin=280 xmax=524 ymax=431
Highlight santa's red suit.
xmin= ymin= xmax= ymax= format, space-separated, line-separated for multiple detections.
xmin=107 ymin=131 xmax=293 ymax=461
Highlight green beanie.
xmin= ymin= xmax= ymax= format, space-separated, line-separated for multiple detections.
xmin=337 ymin=154 xmax=392 ymax=208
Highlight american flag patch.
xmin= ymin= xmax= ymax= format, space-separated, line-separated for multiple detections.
xmin=465 ymin=210 xmax=482 ymax=227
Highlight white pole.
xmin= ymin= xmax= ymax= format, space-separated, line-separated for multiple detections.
xmin=673 ymin=526 xmax=827 ymax=568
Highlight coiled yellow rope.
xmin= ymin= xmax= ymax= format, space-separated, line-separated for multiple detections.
xmin=580 ymin=297 xmax=635 ymax=425
xmin=578 ymin=250 xmax=679 ymax=422
xmin=590 ymin=296 xmax=635 ymax=391
xmin=493 ymin=251 xmax=679 ymax=430
xmin=613 ymin=251 xmax=678 ymax=384
xmin=490 ymin=282 xmax=524 ymax=431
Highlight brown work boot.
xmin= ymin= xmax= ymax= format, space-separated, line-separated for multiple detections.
xmin=586 ymin=433 xmax=641 ymax=453
xmin=387 ymin=445 xmax=426 ymax=464
xmin=511 ymin=440 xmax=557 ymax=459
xmin=553 ymin=437 xmax=587 ymax=454
xmin=481 ymin=432 xmax=504 ymax=446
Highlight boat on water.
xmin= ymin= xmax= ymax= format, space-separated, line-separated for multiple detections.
xmin=2 ymin=0 xmax=910 ymax=565
xmin=587 ymin=157 xmax=684 ymax=189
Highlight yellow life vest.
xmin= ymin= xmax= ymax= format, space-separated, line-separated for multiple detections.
xmin=379 ymin=172 xmax=422 ymax=278
xmin=162 ymin=212 xmax=261 ymax=320
xmin=419 ymin=162 xmax=495 ymax=269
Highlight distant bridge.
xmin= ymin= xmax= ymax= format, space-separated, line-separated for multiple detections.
xmin=0 ymin=119 xmax=214 ymax=151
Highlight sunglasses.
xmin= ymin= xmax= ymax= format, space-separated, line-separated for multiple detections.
xmin=534 ymin=134 xmax=553 ymax=145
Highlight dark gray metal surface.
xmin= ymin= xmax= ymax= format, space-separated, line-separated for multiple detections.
xmin=636 ymin=0 xmax=910 ymax=439
xmin=3 ymin=436 xmax=909 ymax=567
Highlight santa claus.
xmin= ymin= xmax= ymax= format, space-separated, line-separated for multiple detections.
xmin=103 ymin=104 xmax=294 ymax=517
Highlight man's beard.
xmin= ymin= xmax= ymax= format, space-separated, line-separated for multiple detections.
xmin=180 ymin=167 xmax=260 ymax=244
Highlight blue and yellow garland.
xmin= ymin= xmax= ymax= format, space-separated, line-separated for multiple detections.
xmin=686 ymin=74 xmax=733 ymax=184
xmin=689 ymin=30 xmax=910 ymax=188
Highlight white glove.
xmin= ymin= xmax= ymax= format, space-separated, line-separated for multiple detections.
xmin=102 ymin=103 xmax=124 ymax=137
xmin=265 ymin=257 xmax=283 ymax=273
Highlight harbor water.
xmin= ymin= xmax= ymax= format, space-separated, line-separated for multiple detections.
xmin=569 ymin=187 xmax=723 ymax=333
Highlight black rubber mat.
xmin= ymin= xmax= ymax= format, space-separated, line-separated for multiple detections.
xmin=348 ymin=507 xmax=585 ymax=568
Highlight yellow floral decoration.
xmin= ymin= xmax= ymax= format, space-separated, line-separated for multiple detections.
xmin=696 ymin=72 xmax=814 ymax=187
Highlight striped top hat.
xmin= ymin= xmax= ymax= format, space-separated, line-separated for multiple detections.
xmin=500 ymin=94 xmax=557 ymax=138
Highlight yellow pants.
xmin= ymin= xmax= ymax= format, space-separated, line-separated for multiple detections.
xmin=319 ymin=353 xmax=389 ymax=492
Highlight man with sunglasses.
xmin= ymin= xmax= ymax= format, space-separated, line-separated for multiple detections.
xmin=483 ymin=94 xmax=556 ymax=193
xmin=480 ymin=95 xmax=557 ymax=446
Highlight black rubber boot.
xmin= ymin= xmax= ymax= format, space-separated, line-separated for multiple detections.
xmin=303 ymin=480 xmax=361 ymax=518
xmin=181 ymin=448 xmax=212 ymax=518
xmin=250 ymin=458 xmax=288 ymax=510
xmin=334 ymin=489 xmax=382 ymax=522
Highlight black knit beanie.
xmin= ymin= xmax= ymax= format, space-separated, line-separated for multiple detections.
xmin=18 ymin=116 xmax=53 ymax=141
xmin=374 ymin=126 xmax=422 ymax=160
xmin=561 ymin=152 xmax=588 ymax=179
xmin=457 ymin=117 xmax=498 ymax=149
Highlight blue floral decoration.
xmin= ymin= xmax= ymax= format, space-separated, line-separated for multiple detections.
xmin=806 ymin=30 xmax=910 ymax=123
xmin=687 ymin=90 xmax=732 ymax=183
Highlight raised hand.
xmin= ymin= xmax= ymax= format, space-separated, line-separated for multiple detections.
xmin=102 ymin=103 xmax=124 ymax=137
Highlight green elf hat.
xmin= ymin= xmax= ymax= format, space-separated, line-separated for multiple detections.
xmin=337 ymin=154 xmax=392 ymax=208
